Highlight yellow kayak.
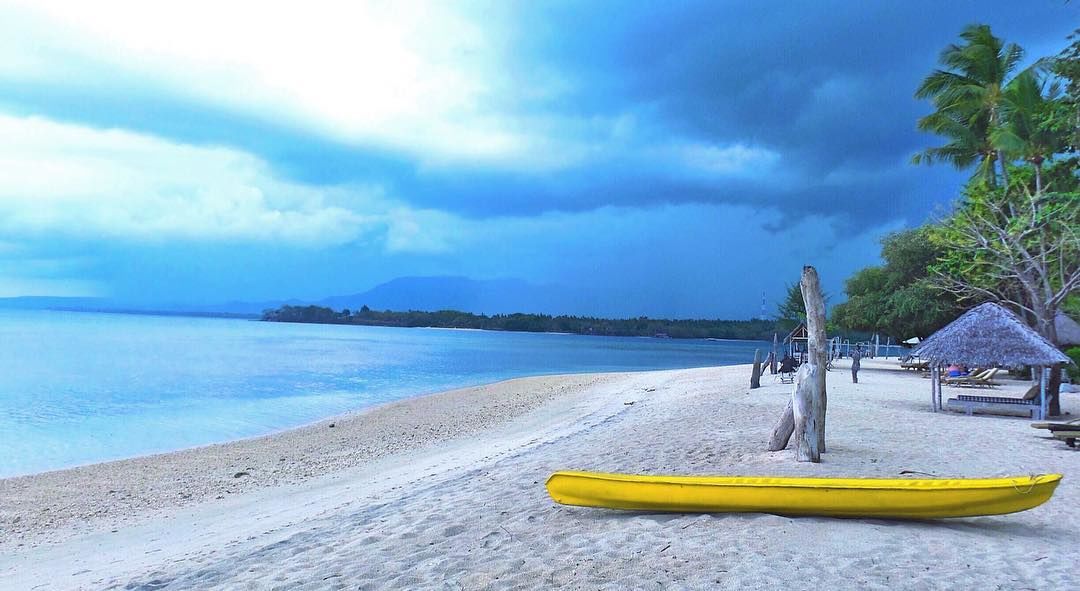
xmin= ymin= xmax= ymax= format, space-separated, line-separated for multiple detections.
xmin=546 ymin=471 xmax=1061 ymax=519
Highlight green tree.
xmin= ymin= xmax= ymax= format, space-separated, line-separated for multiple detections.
xmin=930 ymin=184 xmax=1080 ymax=415
xmin=1047 ymin=28 xmax=1079 ymax=154
xmin=914 ymin=24 xmax=1024 ymax=187
xmin=831 ymin=227 xmax=963 ymax=339
xmin=777 ymin=282 xmax=807 ymax=324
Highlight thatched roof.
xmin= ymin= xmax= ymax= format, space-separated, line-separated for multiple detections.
xmin=913 ymin=302 xmax=1071 ymax=368
xmin=1056 ymin=312 xmax=1080 ymax=346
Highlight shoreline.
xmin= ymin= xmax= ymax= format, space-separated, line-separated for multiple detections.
xmin=4 ymin=360 xmax=1079 ymax=589
xmin=2 ymin=367 xmax=716 ymax=483
xmin=0 ymin=371 xmax=627 ymax=549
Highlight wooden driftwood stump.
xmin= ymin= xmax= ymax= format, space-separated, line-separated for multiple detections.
xmin=750 ymin=349 xmax=762 ymax=389
xmin=766 ymin=265 xmax=828 ymax=462
xmin=767 ymin=398 xmax=794 ymax=451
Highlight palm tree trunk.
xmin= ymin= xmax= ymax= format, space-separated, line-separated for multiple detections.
xmin=1034 ymin=162 xmax=1043 ymax=195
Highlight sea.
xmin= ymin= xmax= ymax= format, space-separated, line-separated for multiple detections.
xmin=0 ymin=309 xmax=769 ymax=478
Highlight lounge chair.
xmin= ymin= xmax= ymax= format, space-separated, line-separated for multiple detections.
xmin=901 ymin=360 xmax=929 ymax=371
xmin=944 ymin=368 xmax=1001 ymax=388
xmin=1052 ymin=431 xmax=1080 ymax=447
xmin=1030 ymin=417 xmax=1080 ymax=448
xmin=1030 ymin=417 xmax=1080 ymax=431
xmin=946 ymin=380 xmax=1044 ymax=419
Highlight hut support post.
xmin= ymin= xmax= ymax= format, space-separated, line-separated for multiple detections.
xmin=937 ymin=366 xmax=944 ymax=410
xmin=930 ymin=366 xmax=938 ymax=412
xmin=1040 ymin=366 xmax=1048 ymax=421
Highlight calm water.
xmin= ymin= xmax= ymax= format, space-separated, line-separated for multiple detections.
xmin=0 ymin=310 xmax=767 ymax=477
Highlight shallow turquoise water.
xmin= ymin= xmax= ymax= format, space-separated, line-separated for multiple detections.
xmin=0 ymin=310 xmax=767 ymax=477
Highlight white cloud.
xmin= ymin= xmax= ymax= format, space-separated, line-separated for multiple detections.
xmin=665 ymin=141 xmax=782 ymax=179
xmin=0 ymin=114 xmax=377 ymax=244
xmin=1 ymin=3 xmax=798 ymax=177
xmin=0 ymin=114 xmax=494 ymax=257
xmin=0 ymin=1 xmax=585 ymax=171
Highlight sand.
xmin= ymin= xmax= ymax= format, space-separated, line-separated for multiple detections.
xmin=2 ymin=360 xmax=1079 ymax=590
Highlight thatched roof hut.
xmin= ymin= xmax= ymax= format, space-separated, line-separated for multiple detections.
xmin=1056 ymin=312 xmax=1080 ymax=346
xmin=913 ymin=302 xmax=1070 ymax=368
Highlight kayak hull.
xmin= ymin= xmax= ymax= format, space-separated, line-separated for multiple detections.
xmin=545 ymin=471 xmax=1061 ymax=519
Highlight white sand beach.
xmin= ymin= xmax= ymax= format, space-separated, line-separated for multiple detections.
xmin=3 ymin=360 xmax=1079 ymax=590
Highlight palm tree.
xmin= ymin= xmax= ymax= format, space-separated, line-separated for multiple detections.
xmin=914 ymin=24 xmax=1024 ymax=188
xmin=911 ymin=109 xmax=996 ymax=186
xmin=992 ymin=70 xmax=1066 ymax=194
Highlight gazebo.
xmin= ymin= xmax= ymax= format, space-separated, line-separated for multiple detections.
xmin=912 ymin=302 xmax=1072 ymax=419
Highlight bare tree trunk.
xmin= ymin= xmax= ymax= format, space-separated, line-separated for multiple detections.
xmin=792 ymin=364 xmax=820 ymax=462
xmin=768 ymin=266 xmax=828 ymax=461
xmin=1049 ymin=364 xmax=1063 ymax=417
xmin=801 ymin=266 xmax=828 ymax=454
xmin=750 ymin=349 xmax=762 ymax=389
xmin=767 ymin=398 xmax=794 ymax=451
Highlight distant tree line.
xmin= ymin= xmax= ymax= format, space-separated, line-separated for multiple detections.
xmin=262 ymin=304 xmax=778 ymax=341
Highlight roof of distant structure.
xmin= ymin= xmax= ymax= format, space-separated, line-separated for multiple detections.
xmin=1056 ymin=312 xmax=1080 ymax=346
xmin=784 ymin=323 xmax=807 ymax=343
xmin=913 ymin=302 xmax=1071 ymax=367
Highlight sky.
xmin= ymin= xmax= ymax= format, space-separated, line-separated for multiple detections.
xmin=0 ymin=0 xmax=1075 ymax=318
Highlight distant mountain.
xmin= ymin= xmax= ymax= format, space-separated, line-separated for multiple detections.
xmin=317 ymin=276 xmax=590 ymax=316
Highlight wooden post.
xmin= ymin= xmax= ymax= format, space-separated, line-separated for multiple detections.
xmin=768 ymin=266 xmax=827 ymax=461
xmin=1039 ymin=366 xmax=1048 ymax=421
xmin=938 ymin=366 xmax=944 ymax=411
xmin=801 ymin=266 xmax=827 ymax=457
xmin=750 ymin=349 xmax=762 ymax=389
xmin=770 ymin=333 xmax=778 ymax=375
xmin=930 ymin=366 xmax=938 ymax=412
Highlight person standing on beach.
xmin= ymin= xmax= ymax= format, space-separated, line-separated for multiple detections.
xmin=851 ymin=347 xmax=862 ymax=383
